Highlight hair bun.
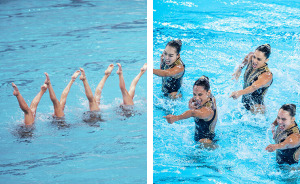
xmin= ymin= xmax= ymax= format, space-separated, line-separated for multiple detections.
xmin=200 ymin=75 xmax=209 ymax=82
xmin=263 ymin=44 xmax=271 ymax=49
xmin=174 ymin=39 xmax=182 ymax=47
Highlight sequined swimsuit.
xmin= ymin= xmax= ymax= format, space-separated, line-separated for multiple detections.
xmin=160 ymin=57 xmax=185 ymax=95
xmin=242 ymin=61 xmax=272 ymax=110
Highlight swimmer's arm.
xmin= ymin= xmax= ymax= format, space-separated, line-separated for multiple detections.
xmin=189 ymin=98 xmax=199 ymax=110
xmin=271 ymin=119 xmax=278 ymax=138
xmin=266 ymin=134 xmax=300 ymax=152
xmin=159 ymin=54 xmax=163 ymax=69
xmin=231 ymin=52 xmax=253 ymax=81
xmin=230 ymin=72 xmax=272 ymax=99
xmin=163 ymin=108 xmax=211 ymax=124
xmin=153 ymin=65 xmax=184 ymax=77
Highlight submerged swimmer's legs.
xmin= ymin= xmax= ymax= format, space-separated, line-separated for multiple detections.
xmin=60 ymin=70 xmax=80 ymax=110
xmin=12 ymin=83 xmax=35 ymax=125
xmin=250 ymin=104 xmax=266 ymax=114
xmin=199 ymin=138 xmax=218 ymax=150
xmin=168 ymin=92 xmax=182 ymax=99
xmin=80 ymin=68 xmax=99 ymax=111
xmin=117 ymin=63 xmax=134 ymax=105
xmin=128 ymin=63 xmax=147 ymax=98
xmin=94 ymin=64 xmax=114 ymax=106
xmin=44 ymin=72 xmax=64 ymax=117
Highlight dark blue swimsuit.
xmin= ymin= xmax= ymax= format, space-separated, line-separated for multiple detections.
xmin=274 ymin=123 xmax=300 ymax=165
xmin=194 ymin=98 xmax=217 ymax=142
xmin=242 ymin=61 xmax=272 ymax=110
xmin=160 ymin=57 xmax=185 ymax=95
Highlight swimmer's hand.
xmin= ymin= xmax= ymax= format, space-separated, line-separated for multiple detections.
xmin=159 ymin=54 xmax=164 ymax=69
xmin=229 ymin=91 xmax=241 ymax=99
xmin=163 ymin=115 xmax=176 ymax=124
xmin=231 ymin=69 xmax=242 ymax=81
xmin=189 ymin=97 xmax=201 ymax=109
xmin=271 ymin=124 xmax=276 ymax=139
xmin=231 ymin=52 xmax=254 ymax=81
xmin=265 ymin=144 xmax=278 ymax=152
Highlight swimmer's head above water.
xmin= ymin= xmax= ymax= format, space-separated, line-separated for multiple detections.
xmin=191 ymin=75 xmax=211 ymax=107
xmin=163 ymin=39 xmax=182 ymax=66
xmin=277 ymin=104 xmax=296 ymax=131
xmin=252 ymin=44 xmax=271 ymax=69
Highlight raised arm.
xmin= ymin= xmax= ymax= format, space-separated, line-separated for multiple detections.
xmin=266 ymin=133 xmax=300 ymax=152
xmin=153 ymin=65 xmax=184 ymax=77
xmin=271 ymin=119 xmax=278 ymax=138
xmin=231 ymin=52 xmax=254 ymax=81
xmin=230 ymin=71 xmax=273 ymax=99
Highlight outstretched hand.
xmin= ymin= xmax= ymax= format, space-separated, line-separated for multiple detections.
xmin=163 ymin=114 xmax=176 ymax=124
xmin=229 ymin=91 xmax=241 ymax=99
xmin=265 ymin=144 xmax=278 ymax=152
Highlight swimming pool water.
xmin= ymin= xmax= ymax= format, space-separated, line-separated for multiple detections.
xmin=154 ymin=0 xmax=300 ymax=183
xmin=0 ymin=0 xmax=147 ymax=183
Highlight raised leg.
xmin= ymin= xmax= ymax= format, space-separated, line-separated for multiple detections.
xmin=80 ymin=68 xmax=99 ymax=111
xmin=117 ymin=63 xmax=134 ymax=105
xmin=60 ymin=70 xmax=80 ymax=110
xmin=12 ymin=83 xmax=31 ymax=114
xmin=44 ymin=72 xmax=64 ymax=117
xmin=128 ymin=63 xmax=147 ymax=98
xmin=29 ymin=83 xmax=48 ymax=122
xmin=12 ymin=83 xmax=35 ymax=125
xmin=94 ymin=64 xmax=114 ymax=105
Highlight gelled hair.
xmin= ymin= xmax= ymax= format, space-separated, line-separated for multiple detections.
xmin=280 ymin=104 xmax=296 ymax=117
xmin=166 ymin=39 xmax=182 ymax=54
xmin=194 ymin=75 xmax=210 ymax=91
xmin=256 ymin=44 xmax=271 ymax=59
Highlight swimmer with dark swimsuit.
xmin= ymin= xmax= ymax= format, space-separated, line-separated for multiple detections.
xmin=164 ymin=76 xmax=218 ymax=149
xmin=12 ymin=77 xmax=48 ymax=126
xmin=230 ymin=44 xmax=273 ymax=114
xmin=153 ymin=40 xmax=185 ymax=99
xmin=79 ymin=64 xmax=114 ymax=123
xmin=44 ymin=70 xmax=80 ymax=127
xmin=266 ymin=104 xmax=300 ymax=165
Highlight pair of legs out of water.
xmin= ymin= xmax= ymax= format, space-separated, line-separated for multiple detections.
xmin=12 ymin=63 xmax=147 ymax=126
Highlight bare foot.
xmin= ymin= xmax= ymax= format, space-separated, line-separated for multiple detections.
xmin=41 ymin=84 xmax=48 ymax=91
xmin=141 ymin=63 xmax=147 ymax=73
xmin=116 ymin=63 xmax=122 ymax=75
xmin=72 ymin=70 xmax=80 ymax=81
xmin=44 ymin=72 xmax=50 ymax=85
xmin=80 ymin=68 xmax=86 ymax=80
xmin=105 ymin=64 xmax=114 ymax=76
xmin=12 ymin=83 xmax=19 ymax=96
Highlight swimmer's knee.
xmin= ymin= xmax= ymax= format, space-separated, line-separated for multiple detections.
xmin=199 ymin=138 xmax=212 ymax=144
xmin=250 ymin=104 xmax=265 ymax=114
xmin=168 ymin=92 xmax=181 ymax=99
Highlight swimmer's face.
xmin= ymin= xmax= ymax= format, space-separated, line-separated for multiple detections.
xmin=193 ymin=85 xmax=211 ymax=106
xmin=277 ymin=109 xmax=295 ymax=131
xmin=252 ymin=50 xmax=269 ymax=69
xmin=163 ymin=45 xmax=180 ymax=65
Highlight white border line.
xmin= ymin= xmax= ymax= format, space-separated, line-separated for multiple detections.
xmin=147 ymin=0 xmax=153 ymax=183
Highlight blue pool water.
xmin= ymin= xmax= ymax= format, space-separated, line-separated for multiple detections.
xmin=154 ymin=0 xmax=300 ymax=183
xmin=0 ymin=0 xmax=146 ymax=183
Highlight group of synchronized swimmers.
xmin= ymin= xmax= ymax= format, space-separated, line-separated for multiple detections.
xmin=154 ymin=40 xmax=300 ymax=165
xmin=12 ymin=63 xmax=147 ymax=128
